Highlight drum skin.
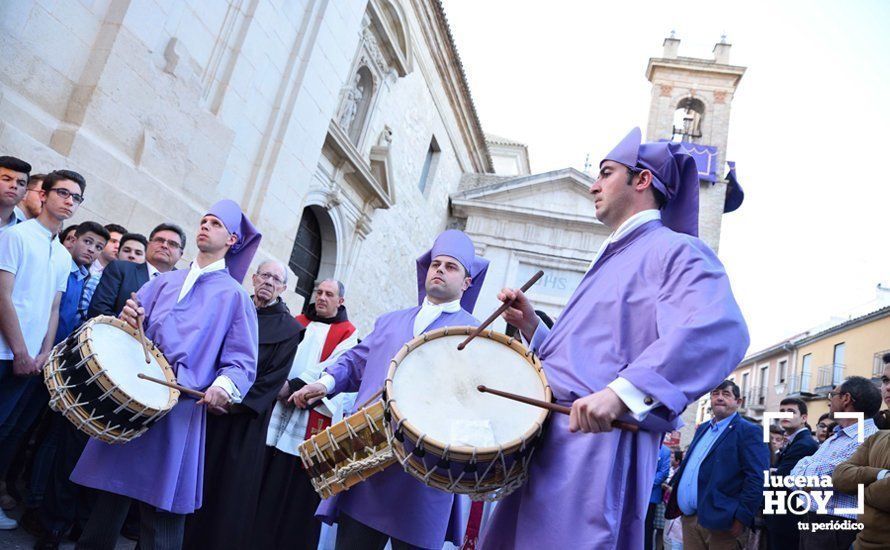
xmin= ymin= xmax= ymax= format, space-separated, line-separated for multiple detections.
xmin=385 ymin=326 xmax=551 ymax=499
xmin=43 ymin=316 xmax=179 ymax=444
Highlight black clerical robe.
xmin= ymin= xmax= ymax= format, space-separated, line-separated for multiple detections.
xmin=183 ymin=298 xmax=302 ymax=550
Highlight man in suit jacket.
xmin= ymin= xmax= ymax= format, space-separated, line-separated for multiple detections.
xmin=88 ymin=223 xmax=185 ymax=317
xmin=764 ymin=397 xmax=819 ymax=549
xmin=666 ymin=380 xmax=769 ymax=550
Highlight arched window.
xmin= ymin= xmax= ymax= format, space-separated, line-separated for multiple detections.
xmin=671 ymin=97 xmax=706 ymax=142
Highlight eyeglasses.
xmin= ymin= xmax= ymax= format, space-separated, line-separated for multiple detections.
xmin=150 ymin=237 xmax=183 ymax=250
xmin=256 ymin=272 xmax=285 ymax=285
xmin=828 ymin=390 xmax=848 ymax=399
xmin=49 ymin=188 xmax=84 ymax=204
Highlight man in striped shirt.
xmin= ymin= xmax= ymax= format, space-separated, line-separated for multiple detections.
xmin=791 ymin=376 xmax=882 ymax=550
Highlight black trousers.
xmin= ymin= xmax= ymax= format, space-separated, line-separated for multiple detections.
xmin=335 ymin=512 xmax=422 ymax=550
xmin=644 ymin=502 xmax=657 ymax=550
xmin=40 ymin=415 xmax=93 ymax=535
xmin=76 ymin=490 xmax=185 ymax=550
xmin=798 ymin=511 xmax=859 ymax=550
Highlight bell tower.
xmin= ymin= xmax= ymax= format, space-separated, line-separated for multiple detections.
xmin=645 ymin=33 xmax=746 ymax=251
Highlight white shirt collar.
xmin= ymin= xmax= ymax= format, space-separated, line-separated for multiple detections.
xmin=587 ymin=209 xmax=661 ymax=272
xmin=146 ymin=261 xmax=161 ymax=279
xmin=178 ymin=257 xmax=226 ymax=302
xmin=190 ymin=257 xmax=226 ymax=275
xmin=413 ymin=297 xmax=462 ymax=336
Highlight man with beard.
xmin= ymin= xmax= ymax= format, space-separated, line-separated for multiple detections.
xmin=255 ymin=278 xmax=357 ymax=550
xmin=291 ymin=229 xmax=489 ymax=550
xmin=183 ymin=260 xmax=302 ymax=550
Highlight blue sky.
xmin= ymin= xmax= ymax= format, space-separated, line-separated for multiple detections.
xmin=445 ymin=0 xmax=890 ymax=351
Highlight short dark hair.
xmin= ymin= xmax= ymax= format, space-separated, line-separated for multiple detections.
xmin=59 ymin=224 xmax=79 ymax=243
xmin=713 ymin=379 xmax=741 ymax=400
xmin=838 ymin=376 xmax=882 ymax=417
xmin=883 ymin=352 xmax=890 ymax=365
xmin=104 ymin=223 xmax=127 ymax=236
xmin=780 ymin=397 xmax=808 ymax=416
xmin=769 ymin=424 xmax=784 ymax=435
xmin=818 ymin=412 xmax=832 ymax=422
xmin=75 ymin=221 xmax=110 ymax=241
xmin=119 ymin=232 xmax=147 ymax=249
xmin=28 ymin=174 xmax=46 ymax=189
xmin=42 ymin=170 xmax=86 ymax=194
xmin=625 ymin=167 xmax=666 ymax=208
xmin=0 ymin=156 xmax=32 ymax=175
xmin=150 ymin=223 xmax=186 ymax=249
xmin=672 ymin=450 xmax=684 ymax=462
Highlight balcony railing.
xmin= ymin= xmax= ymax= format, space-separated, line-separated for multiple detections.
xmin=787 ymin=373 xmax=811 ymax=395
xmin=745 ymin=386 xmax=767 ymax=409
xmin=815 ymin=364 xmax=845 ymax=393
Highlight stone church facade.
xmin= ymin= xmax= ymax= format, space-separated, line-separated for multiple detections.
xmin=1 ymin=0 xmax=745 ymax=443
xmin=0 ymin=0 xmax=489 ymax=333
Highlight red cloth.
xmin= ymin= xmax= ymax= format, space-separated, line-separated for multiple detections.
xmin=461 ymin=501 xmax=485 ymax=549
xmin=295 ymin=314 xmax=356 ymax=361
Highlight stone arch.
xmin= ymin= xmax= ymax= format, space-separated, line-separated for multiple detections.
xmin=672 ymin=96 xmax=706 ymax=141
xmin=289 ymin=204 xmax=339 ymax=311
xmin=380 ymin=0 xmax=411 ymax=68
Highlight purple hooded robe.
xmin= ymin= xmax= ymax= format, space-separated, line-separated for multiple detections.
xmin=316 ymin=230 xmax=488 ymax=549
xmin=70 ymin=269 xmax=258 ymax=513
xmin=479 ymin=130 xmax=749 ymax=549
xmin=71 ymin=200 xmax=260 ymax=514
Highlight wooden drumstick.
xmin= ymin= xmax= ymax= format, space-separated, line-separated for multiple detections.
xmin=137 ymin=373 xmax=205 ymax=399
xmin=130 ymin=292 xmax=151 ymax=364
xmin=457 ymin=270 xmax=544 ymax=351
xmin=477 ymin=385 xmax=639 ymax=433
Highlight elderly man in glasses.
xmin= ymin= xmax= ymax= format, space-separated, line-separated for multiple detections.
xmin=88 ymin=222 xmax=187 ymax=318
xmin=184 ymin=260 xmax=303 ymax=550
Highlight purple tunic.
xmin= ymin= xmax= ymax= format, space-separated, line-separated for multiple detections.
xmin=316 ymin=306 xmax=479 ymax=549
xmin=71 ymin=268 xmax=258 ymax=514
xmin=480 ymin=220 xmax=749 ymax=549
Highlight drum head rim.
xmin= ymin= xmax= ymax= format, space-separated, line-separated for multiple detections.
xmin=385 ymin=326 xmax=551 ymax=458
xmin=81 ymin=316 xmax=180 ymax=411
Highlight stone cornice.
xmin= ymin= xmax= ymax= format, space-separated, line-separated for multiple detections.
xmin=646 ymin=56 xmax=746 ymax=86
xmin=324 ymin=121 xmax=394 ymax=209
xmin=412 ymin=0 xmax=492 ymax=173
xmin=451 ymin=198 xmax=605 ymax=232
xmin=452 ymin=167 xmax=595 ymax=201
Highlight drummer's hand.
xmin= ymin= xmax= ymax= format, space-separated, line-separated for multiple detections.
xmin=498 ymin=288 xmax=538 ymax=340
xmin=120 ymin=298 xmax=145 ymax=330
xmin=12 ymin=351 xmax=39 ymax=377
xmin=569 ymin=388 xmax=629 ymax=434
xmin=198 ymin=386 xmax=231 ymax=408
xmin=289 ymin=382 xmax=327 ymax=409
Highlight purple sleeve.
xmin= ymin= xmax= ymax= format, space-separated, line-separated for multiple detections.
xmin=618 ymin=238 xmax=749 ymax=419
xmin=135 ymin=276 xmax=163 ymax=325
xmin=215 ymin=292 xmax=259 ymax=396
xmin=324 ymin=316 xmax=381 ymax=396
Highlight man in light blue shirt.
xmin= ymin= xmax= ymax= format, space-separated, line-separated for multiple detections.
xmin=677 ymin=409 xmax=737 ymax=516
xmin=667 ymin=380 xmax=768 ymax=549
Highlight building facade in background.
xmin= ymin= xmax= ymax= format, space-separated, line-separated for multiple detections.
xmin=698 ymin=287 xmax=890 ymax=426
